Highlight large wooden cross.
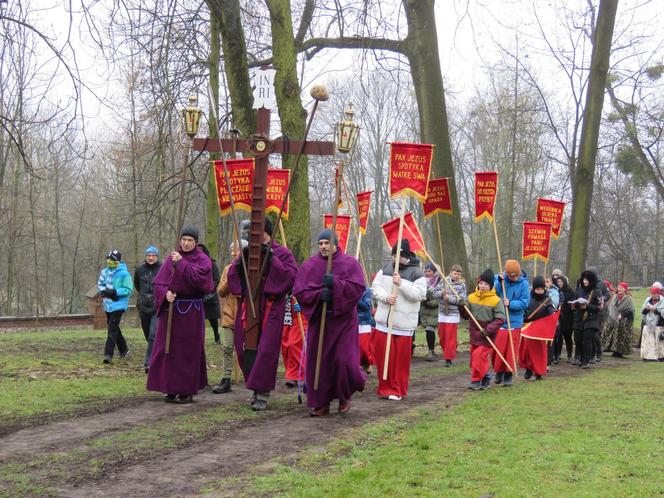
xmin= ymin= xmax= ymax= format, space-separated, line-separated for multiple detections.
xmin=193 ymin=107 xmax=334 ymax=369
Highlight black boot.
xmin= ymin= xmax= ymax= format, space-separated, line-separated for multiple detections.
xmin=212 ymin=378 xmax=232 ymax=394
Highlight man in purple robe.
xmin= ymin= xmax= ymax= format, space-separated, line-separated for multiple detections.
xmin=147 ymin=225 xmax=214 ymax=403
xmin=294 ymin=229 xmax=367 ymax=416
xmin=228 ymin=218 xmax=298 ymax=411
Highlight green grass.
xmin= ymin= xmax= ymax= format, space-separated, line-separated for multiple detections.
xmin=0 ymin=326 xmax=227 ymax=428
xmin=242 ymin=360 xmax=664 ymax=497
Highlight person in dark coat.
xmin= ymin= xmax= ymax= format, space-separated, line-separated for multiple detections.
xmin=521 ymin=276 xmax=556 ymax=380
xmin=134 ymin=245 xmax=162 ymax=372
xmin=197 ymin=243 xmax=222 ymax=344
xmin=553 ymin=274 xmax=575 ymax=363
xmin=571 ymin=269 xmax=603 ymax=369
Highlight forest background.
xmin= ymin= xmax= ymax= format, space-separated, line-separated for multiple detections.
xmin=1 ymin=0 xmax=663 ymax=316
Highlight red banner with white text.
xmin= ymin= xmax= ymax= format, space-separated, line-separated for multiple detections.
xmin=536 ymin=198 xmax=565 ymax=239
xmin=423 ymin=177 xmax=453 ymax=218
xmin=522 ymin=221 xmax=552 ymax=262
xmin=356 ymin=191 xmax=372 ymax=235
xmin=213 ymin=158 xmax=254 ymax=216
xmin=265 ymin=168 xmax=290 ymax=220
xmin=389 ymin=142 xmax=434 ymax=202
xmin=323 ymin=214 xmax=352 ymax=253
xmin=474 ymin=171 xmax=498 ymax=222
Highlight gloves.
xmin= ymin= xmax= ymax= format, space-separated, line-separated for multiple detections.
xmin=293 ymin=302 xmax=301 ymax=313
xmin=457 ymin=298 xmax=467 ymax=308
xmin=322 ymin=273 xmax=334 ymax=288
xmin=320 ymin=288 xmax=333 ymax=303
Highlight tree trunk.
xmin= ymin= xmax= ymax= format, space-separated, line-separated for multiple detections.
xmin=402 ymin=0 xmax=468 ymax=275
xmin=265 ymin=0 xmax=310 ymax=262
xmin=566 ymin=0 xmax=618 ymax=280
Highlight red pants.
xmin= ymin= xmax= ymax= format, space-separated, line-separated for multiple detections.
xmin=359 ymin=331 xmax=374 ymax=366
xmin=470 ymin=344 xmax=493 ymax=382
xmin=492 ymin=328 xmax=521 ymax=373
xmin=518 ymin=337 xmax=548 ymax=376
xmin=281 ymin=314 xmax=307 ymax=381
xmin=438 ymin=322 xmax=458 ymax=360
xmin=373 ymin=329 xmax=411 ymax=398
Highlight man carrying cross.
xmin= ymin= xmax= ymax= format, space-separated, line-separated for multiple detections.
xmin=227 ymin=217 xmax=298 ymax=411
xmin=294 ymin=229 xmax=367 ymax=416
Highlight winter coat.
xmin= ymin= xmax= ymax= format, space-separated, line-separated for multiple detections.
xmin=419 ymin=274 xmax=441 ymax=329
xmin=459 ymin=287 xmax=505 ymax=347
xmin=641 ymin=296 xmax=664 ymax=328
xmin=134 ymin=260 xmax=162 ymax=314
xmin=524 ymin=290 xmax=555 ymax=323
xmin=203 ymin=259 xmax=221 ymax=320
xmin=555 ymin=278 xmax=575 ymax=331
xmin=547 ymin=286 xmax=560 ymax=309
xmin=97 ymin=262 xmax=133 ymax=313
xmin=494 ymin=270 xmax=530 ymax=329
xmin=218 ymin=263 xmax=238 ymax=328
xmin=372 ymin=259 xmax=427 ymax=333
xmin=357 ymin=288 xmax=376 ymax=327
xmin=433 ymin=275 xmax=467 ymax=323
xmin=572 ymin=269 xmax=603 ymax=331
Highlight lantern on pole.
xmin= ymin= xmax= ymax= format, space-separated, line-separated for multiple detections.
xmin=335 ymin=104 xmax=360 ymax=154
xmin=182 ymin=95 xmax=202 ymax=138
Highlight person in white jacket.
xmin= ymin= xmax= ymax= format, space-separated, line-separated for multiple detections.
xmin=371 ymin=239 xmax=427 ymax=400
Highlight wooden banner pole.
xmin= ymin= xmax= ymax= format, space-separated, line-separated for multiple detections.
xmin=435 ymin=214 xmax=446 ymax=276
xmin=492 ymin=217 xmax=517 ymax=374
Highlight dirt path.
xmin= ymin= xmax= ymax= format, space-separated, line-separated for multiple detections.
xmin=1 ymin=353 xmax=620 ymax=497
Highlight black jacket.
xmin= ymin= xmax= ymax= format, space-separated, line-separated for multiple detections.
xmin=134 ymin=260 xmax=162 ymax=314
xmin=572 ymin=269 xmax=603 ymax=331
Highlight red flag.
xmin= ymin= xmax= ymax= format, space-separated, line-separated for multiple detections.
xmin=474 ymin=171 xmax=498 ymax=222
xmin=389 ymin=142 xmax=434 ymax=202
xmin=356 ymin=191 xmax=372 ymax=235
xmin=323 ymin=214 xmax=352 ymax=253
xmin=213 ymin=158 xmax=254 ymax=216
xmin=423 ymin=177 xmax=453 ymax=218
xmin=266 ymin=168 xmax=290 ymax=220
xmin=522 ymin=221 xmax=553 ymax=262
xmin=381 ymin=212 xmax=426 ymax=256
xmin=521 ymin=311 xmax=560 ymax=341
xmin=536 ymin=198 xmax=566 ymax=239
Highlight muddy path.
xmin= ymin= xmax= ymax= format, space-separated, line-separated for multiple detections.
xmin=0 ymin=353 xmax=624 ymax=497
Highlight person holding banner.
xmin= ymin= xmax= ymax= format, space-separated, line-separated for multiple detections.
xmin=433 ymin=264 xmax=466 ymax=367
xmin=493 ymin=259 xmax=530 ymax=386
xmin=294 ymin=229 xmax=367 ymax=416
xmin=459 ymin=270 xmax=505 ymax=390
xmin=371 ymin=239 xmax=427 ymax=400
xmin=521 ymin=276 xmax=556 ymax=380
xmin=228 ymin=218 xmax=298 ymax=411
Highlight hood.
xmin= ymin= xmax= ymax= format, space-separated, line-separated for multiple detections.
xmin=580 ymin=269 xmax=598 ymax=289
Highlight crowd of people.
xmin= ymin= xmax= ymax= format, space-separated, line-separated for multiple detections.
xmin=94 ymin=216 xmax=664 ymax=415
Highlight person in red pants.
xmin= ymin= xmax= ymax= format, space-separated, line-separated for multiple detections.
xmin=433 ymin=264 xmax=466 ymax=366
xmin=281 ymin=291 xmax=307 ymax=388
xmin=371 ymin=239 xmax=427 ymax=401
xmin=357 ymin=287 xmax=375 ymax=373
xmin=520 ymin=276 xmax=556 ymax=380
xmin=459 ymin=269 xmax=505 ymax=390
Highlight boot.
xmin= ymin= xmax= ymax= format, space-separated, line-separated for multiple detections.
xmin=480 ymin=375 xmax=492 ymax=390
xmin=494 ymin=371 xmax=504 ymax=384
xmin=524 ymin=369 xmax=533 ymax=380
xmin=468 ymin=381 xmax=481 ymax=391
xmin=212 ymin=378 xmax=231 ymax=394
xmin=426 ymin=350 xmax=436 ymax=362
xmin=503 ymin=372 xmax=513 ymax=387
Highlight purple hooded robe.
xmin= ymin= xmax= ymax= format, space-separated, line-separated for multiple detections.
xmin=294 ymin=248 xmax=367 ymax=408
xmin=146 ymin=245 xmax=214 ymax=396
xmin=228 ymin=241 xmax=298 ymax=392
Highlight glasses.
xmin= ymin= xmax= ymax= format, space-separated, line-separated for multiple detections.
xmin=508 ymin=273 xmax=519 ymax=278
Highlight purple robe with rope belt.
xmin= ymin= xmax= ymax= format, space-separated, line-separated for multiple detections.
xmin=228 ymin=241 xmax=298 ymax=392
xmin=147 ymin=245 xmax=213 ymax=396
xmin=294 ymin=248 xmax=367 ymax=408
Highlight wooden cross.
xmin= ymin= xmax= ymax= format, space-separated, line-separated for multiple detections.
xmin=193 ymin=107 xmax=334 ymax=365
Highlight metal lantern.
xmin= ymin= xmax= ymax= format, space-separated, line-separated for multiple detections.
xmin=182 ymin=95 xmax=202 ymax=138
xmin=335 ymin=104 xmax=360 ymax=153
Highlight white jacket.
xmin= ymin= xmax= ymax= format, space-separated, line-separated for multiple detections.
xmin=372 ymin=268 xmax=427 ymax=333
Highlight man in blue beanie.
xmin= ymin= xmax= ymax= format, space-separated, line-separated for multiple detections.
xmin=134 ymin=245 xmax=162 ymax=372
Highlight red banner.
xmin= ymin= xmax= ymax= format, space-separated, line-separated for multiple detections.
xmin=389 ymin=142 xmax=434 ymax=202
xmin=521 ymin=311 xmax=560 ymax=341
xmin=266 ymin=168 xmax=290 ymax=220
xmin=213 ymin=158 xmax=254 ymax=216
xmin=356 ymin=191 xmax=372 ymax=235
xmin=423 ymin=177 xmax=453 ymax=218
xmin=381 ymin=212 xmax=426 ymax=257
xmin=522 ymin=221 xmax=552 ymax=262
xmin=536 ymin=198 xmax=565 ymax=239
xmin=474 ymin=171 xmax=498 ymax=222
xmin=323 ymin=214 xmax=352 ymax=253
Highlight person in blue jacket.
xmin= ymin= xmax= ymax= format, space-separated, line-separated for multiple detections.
xmin=492 ymin=259 xmax=530 ymax=386
xmin=357 ymin=287 xmax=376 ymax=373
xmin=97 ymin=249 xmax=133 ymax=364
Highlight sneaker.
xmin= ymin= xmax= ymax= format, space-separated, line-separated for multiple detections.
xmin=494 ymin=371 xmax=504 ymax=384
xmin=164 ymin=394 xmax=177 ymax=403
xmin=212 ymin=378 xmax=232 ymax=394
xmin=524 ymin=369 xmax=533 ymax=380
xmin=285 ymin=380 xmax=296 ymax=388
xmin=176 ymin=395 xmax=193 ymax=404
xmin=120 ymin=347 xmax=131 ymax=359
xmin=468 ymin=381 xmax=481 ymax=391
xmin=426 ymin=351 xmax=436 ymax=362
xmin=338 ymin=399 xmax=351 ymax=414
xmin=480 ymin=375 xmax=491 ymax=390
xmin=387 ymin=394 xmax=402 ymax=400
xmin=445 ymin=359 xmax=453 ymax=367
xmin=102 ymin=356 xmax=112 ymax=364
xmin=553 ymin=356 xmax=560 ymax=365
xmin=503 ymin=373 xmax=513 ymax=387
xmin=571 ymin=357 xmax=581 ymax=366
xmin=581 ymin=363 xmax=591 ymax=369
xmin=252 ymin=398 xmax=268 ymax=411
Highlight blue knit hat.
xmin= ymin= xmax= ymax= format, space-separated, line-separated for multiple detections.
xmin=318 ymin=229 xmax=338 ymax=244
xmin=144 ymin=245 xmax=160 ymax=257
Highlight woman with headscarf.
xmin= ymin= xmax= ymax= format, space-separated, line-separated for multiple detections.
xmin=640 ymin=284 xmax=664 ymax=361
xmin=601 ymin=282 xmax=634 ymax=357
